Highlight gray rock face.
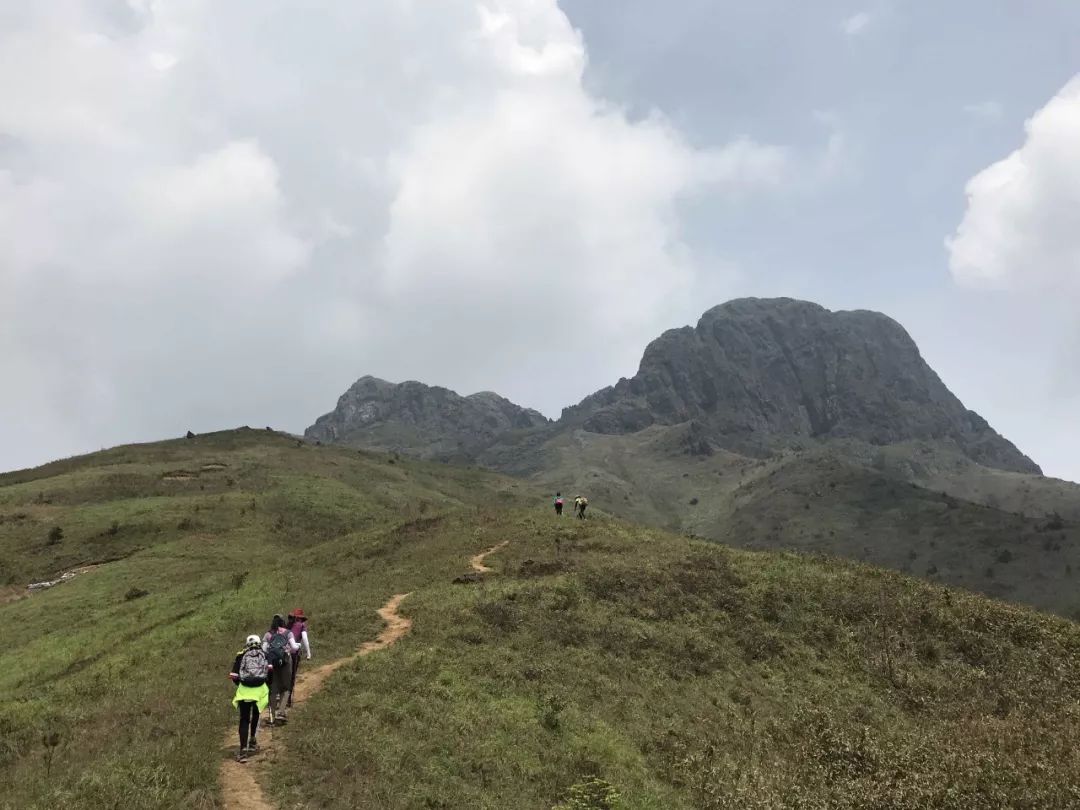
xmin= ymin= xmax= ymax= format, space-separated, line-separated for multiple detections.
xmin=304 ymin=376 xmax=550 ymax=461
xmin=307 ymin=299 xmax=1040 ymax=476
xmin=560 ymin=298 xmax=1039 ymax=474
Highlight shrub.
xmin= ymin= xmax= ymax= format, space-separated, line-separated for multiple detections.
xmin=537 ymin=692 xmax=565 ymax=732
xmin=1043 ymin=513 xmax=1065 ymax=532
xmin=124 ymin=587 xmax=149 ymax=601
xmin=474 ymin=598 xmax=520 ymax=632
xmin=552 ymin=777 xmax=621 ymax=810
xmin=916 ymin=639 xmax=940 ymax=664
xmin=47 ymin=526 xmax=64 ymax=545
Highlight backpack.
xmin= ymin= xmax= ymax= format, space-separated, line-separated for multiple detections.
xmin=266 ymin=630 xmax=290 ymax=668
xmin=238 ymin=648 xmax=269 ymax=686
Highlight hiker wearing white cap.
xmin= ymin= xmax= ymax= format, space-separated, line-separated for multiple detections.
xmin=228 ymin=634 xmax=271 ymax=760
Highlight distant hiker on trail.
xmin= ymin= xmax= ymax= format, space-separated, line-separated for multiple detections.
xmin=229 ymin=634 xmax=270 ymax=760
xmin=554 ymin=492 xmax=565 ymax=516
xmin=263 ymin=614 xmax=300 ymax=725
xmin=286 ymin=609 xmax=312 ymax=709
xmin=574 ymin=495 xmax=588 ymax=520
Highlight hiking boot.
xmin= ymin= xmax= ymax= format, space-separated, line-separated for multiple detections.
xmin=235 ymin=751 xmax=248 ymax=762
xmin=275 ymin=716 xmax=288 ymax=726
xmin=245 ymin=742 xmax=260 ymax=754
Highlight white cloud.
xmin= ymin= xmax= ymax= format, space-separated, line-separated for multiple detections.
xmin=0 ymin=0 xmax=791 ymax=470
xmin=948 ymin=75 xmax=1080 ymax=290
xmin=963 ymin=100 xmax=1004 ymax=120
xmin=841 ymin=12 xmax=871 ymax=36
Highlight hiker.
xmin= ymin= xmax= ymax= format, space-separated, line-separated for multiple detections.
xmin=285 ymin=609 xmax=313 ymax=709
xmin=263 ymin=614 xmax=300 ymax=725
xmin=229 ymin=634 xmax=271 ymax=759
xmin=554 ymin=492 xmax=564 ymax=516
xmin=574 ymin=495 xmax=588 ymax=520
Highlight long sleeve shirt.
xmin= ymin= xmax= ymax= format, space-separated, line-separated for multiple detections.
xmin=298 ymin=629 xmax=312 ymax=658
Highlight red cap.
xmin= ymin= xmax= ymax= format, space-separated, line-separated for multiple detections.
xmin=291 ymin=608 xmax=306 ymax=619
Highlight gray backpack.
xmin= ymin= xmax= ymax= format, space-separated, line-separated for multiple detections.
xmin=238 ymin=648 xmax=269 ymax=686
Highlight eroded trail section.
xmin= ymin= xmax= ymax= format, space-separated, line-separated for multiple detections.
xmin=219 ymin=593 xmax=412 ymax=810
xmin=470 ymin=541 xmax=509 ymax=573
xmin=4 ymin=564 xmax=105 ymax=605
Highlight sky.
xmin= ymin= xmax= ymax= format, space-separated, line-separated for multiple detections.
xmin=1 ymin=1 xmax=1078 ymax=483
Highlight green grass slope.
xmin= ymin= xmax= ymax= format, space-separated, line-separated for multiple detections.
xmin=522 ymin=425 xmax=1080 ymax=619
xmin=3 ymin=430 xmax=1080 ymax=809
xmin=0 ymin=429 xmax=524 ymax=808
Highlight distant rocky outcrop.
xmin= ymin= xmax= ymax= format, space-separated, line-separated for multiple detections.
xmin=307 ymin=299 xmax=1040 ymax=476
xmin=559 ymin=298 xmax=1039 ymax=474
xmin=304 ymin=376 xmax=550 ymax=461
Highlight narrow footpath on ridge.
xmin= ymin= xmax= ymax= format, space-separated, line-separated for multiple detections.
xmin=219 ymin=594 xmax=413 ymax=810
xmin=219 ymin=539 xmax=510 ymax=809
xmin=470 ymin=540 xmax=510 ymax=573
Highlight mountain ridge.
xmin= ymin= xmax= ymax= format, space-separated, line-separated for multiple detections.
xmin=308 ymin=298 xmax=1038 ymax=476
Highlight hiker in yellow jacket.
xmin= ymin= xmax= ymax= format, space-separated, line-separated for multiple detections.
xmin=228 ymin=635 xmax=271 ymax=760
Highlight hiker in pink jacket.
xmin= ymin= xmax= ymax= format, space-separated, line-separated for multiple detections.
xmin=286 ymin=609 xmax=313 ymax=708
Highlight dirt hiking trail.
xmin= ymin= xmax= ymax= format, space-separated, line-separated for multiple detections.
xmin=219 ymin=593 xmax=412 ymax=810
xmin=470 ymin=540 xmax=510 ymax=573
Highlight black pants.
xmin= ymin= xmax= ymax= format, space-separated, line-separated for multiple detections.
xmin=238 ymin=700 xmax=260 ymax=748
xmin=288 ymin=652 xmax=301 ymax=704
xmin=555 ymin=502 xmax=563 ymax=515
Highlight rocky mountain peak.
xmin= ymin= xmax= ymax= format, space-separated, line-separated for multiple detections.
xmin=304 ymin=376 xmax=550 ymax=461
xmin=561 ymin=297 xmax=1039 ymax=474
xmin=307 ymin=299 xmax=1039 ymax=476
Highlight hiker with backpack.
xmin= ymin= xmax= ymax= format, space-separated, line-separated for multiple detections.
xmin=554 ymin=492 xmax=564 ymax=516
xmin=263 ymin=614 xmax=300 ymax=725
xmin=574 ymin=495 xmax=588 ymax=519
xmin=285 ymin=609 xmax=312 ymax=709
xmin=229 ymin=634 xmax=271 ymax=759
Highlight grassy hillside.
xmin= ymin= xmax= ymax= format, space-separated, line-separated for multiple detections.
xmin=522 ymin=425 xmax=1080 ymax=618
xmin=4 ymin=430 xmax=1080 ymax=809
xmin=714 ymin=454 xmax=1080 ymax=616
xmin=0 ymin=429 xmax=524 ymax=809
